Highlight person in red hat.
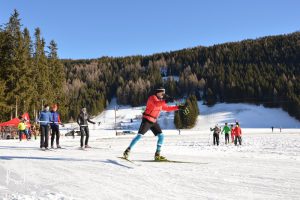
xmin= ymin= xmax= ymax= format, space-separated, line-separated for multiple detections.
xmin=50 ymin=104 xmax=62 ymax=148
xmin=123 ymin=87 xmax=186 ymax=161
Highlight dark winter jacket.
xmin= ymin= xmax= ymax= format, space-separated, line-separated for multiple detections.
xmin=210 ymin=127 xmax=221 ymax=134
xmin=77 ymin=112 xmax=95 ymax=126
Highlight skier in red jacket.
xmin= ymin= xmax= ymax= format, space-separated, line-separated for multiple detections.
xmin=123 ymin=87 xmax=186 ymax=161
xmin=233 ymin=123 xmax=242 ymax=146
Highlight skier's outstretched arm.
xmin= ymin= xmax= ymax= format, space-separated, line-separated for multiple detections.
xmin=87 ymin=116 xmax=96 ymax=124
xmin=162 ymin=103 xmax=179 ymax=112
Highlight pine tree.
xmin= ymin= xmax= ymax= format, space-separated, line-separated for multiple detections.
xmin=33 ymin=28 xmax=52 ymax=108
xmin=174 ymin=111 xmax=182 ymax=129
xmin=47 ymin=40 xmax=67 ymax=118
xmin=4 ymin=10 xmax=34 ymax=115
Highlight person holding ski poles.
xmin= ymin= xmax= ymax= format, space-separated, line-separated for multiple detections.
xmin=234 ymin=123 xmax=242 ymax=146
xmin=38 ymin=104 xmax=52 ymax=149
xmin=77 ymin=107 xmax=96 ymax=149
xmin=221 ymin=122 xmax=231 ymax=144
xmin=50 ymin=104 xmax=62 ymax=149
xmin=210 ymin=125 xmax=221 ymax=146
xmin=230 ymin=124 xmax=235 ymax=143
xmin=123 ymin=87 xmax=186 ymax=161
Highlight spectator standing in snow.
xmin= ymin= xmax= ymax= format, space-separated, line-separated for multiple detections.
xmin=38 ymin=104 xmax=52 ymax=149
xmin=18 ymin=117 xmax=28 ymax=141
xmin=221 ymin=122 xmax=231 ymax=144
xmin=234 ymin=123 xmax=242 ymax=146
xmin=210 ymin=125 xmax=221 ymax=146
xmin=50 ymin=104 xmax=62 ymax=149
xmin=77 ymin=107 xmax=95 ymax=149
xmin=230 ymin=124 xmax=235 ymax=143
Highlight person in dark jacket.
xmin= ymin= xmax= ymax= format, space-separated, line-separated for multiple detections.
xmin=77 ymin=107 xmax=95 ymax=148
xmin=210 ymin=125 xmax=221 ymax=146
xmin=50 ymin=104 xmax=62 ymax=148
xmin=38 ymin=104 xmax=52 ymax=149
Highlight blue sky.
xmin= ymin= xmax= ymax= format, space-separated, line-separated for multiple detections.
xmin=0 ymin=0 xmax=299 ymax=59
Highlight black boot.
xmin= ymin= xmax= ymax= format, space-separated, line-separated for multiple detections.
xmin=154 ymin=151 xmax=167 ymax=161
xmin=123 ymin=147 xmax=130 ymax=159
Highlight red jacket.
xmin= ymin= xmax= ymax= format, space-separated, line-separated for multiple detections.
xmin=231 ymin=128 xmax=235 ymax=135
xmin=143 ymin=95 xmax=179 ymax=123
xmin=234 ymin=126 xmax=242 ymax=137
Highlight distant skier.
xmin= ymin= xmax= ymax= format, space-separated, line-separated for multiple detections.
xmin=50 ymin=104 xmax=62 ymax=149
xmin=221 ymin=122 xmax=231 ymax=144
xmin=123 ymin=87 xmax=186 ymax=161
xmin=39 ymin=104 xmax=52 ymax=149
xmin=210 ymin=125 xmax=221 ymax=146
xmin=271 ymin=126 xmax=274 ymax=132
xmin=77 ymin=107 xmax=96 ymax=149
xmin=234 ymin=123 xmax=242 ymax=146
xmin=230 ymin=124 xmax=235 ymax=143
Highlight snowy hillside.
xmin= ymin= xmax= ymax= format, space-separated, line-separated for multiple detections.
xmin=61 ymin=99 xmax=300 ymax=137
xmin=0 ymin=100 xmax=300 ymax=199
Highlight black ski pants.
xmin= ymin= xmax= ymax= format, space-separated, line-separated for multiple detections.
xmin=80 ymin=126 xmax=89 ymax=147
xmin=40 ymin=125 xmax=49 ymax=148
xmin=225 ymin=133 xmax=230 ymax=144
xmin=234 ymin=136 xmax=242 ymax=145
xmin=213 ymin=133 xmax=219 ymax=146
xmin=51 ymin=126 xmax=60 ymax=146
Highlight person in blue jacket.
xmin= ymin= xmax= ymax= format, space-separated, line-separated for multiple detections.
xmin=50 ymin=104 xmax=62 ymax=148
xmin=39 ymin=104 xmax=52 ymax=149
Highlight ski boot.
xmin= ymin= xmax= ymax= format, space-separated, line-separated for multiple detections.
xmin=123 ymin=147 xmax=130 ymax=159
xmin=154 ymin=151 xmax=167 ymax=161
xmin=85 ymin=145 xmax=91 ymax=148
xmin=57 ymin=145 xmax=61 ymax=149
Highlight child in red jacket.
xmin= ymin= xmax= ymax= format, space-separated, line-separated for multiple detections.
xmin=230 ymin=124 xmax=235 ymax=143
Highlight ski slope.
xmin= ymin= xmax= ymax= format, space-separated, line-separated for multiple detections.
xmin=0 ymin=100 xmax=300 ymax=199
xmin=63 ymin=99 xmax=300 ymax=136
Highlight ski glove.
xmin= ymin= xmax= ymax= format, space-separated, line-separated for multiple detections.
xmin=178 ymin=104 xmax=187 ymax=110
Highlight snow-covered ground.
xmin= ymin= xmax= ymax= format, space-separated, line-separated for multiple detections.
xmin=1 ymin=100 xmax=300 ymax=199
